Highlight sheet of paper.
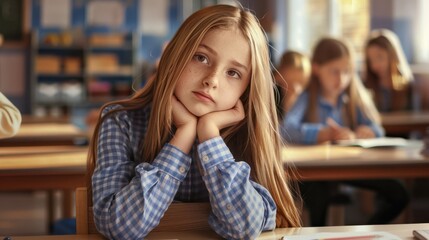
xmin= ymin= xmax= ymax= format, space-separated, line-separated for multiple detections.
xmin=87 ymin=0 xmax=125 ymax=27
xmin=41 ymin=0 xmax=71 ymax=28
xmin=335 ymin=137 xmax=408 ymax=148
xmin=139 ymin=0 xmax=168 ymax=36
xmin=282 ymin=231 xmax=401 ymax=240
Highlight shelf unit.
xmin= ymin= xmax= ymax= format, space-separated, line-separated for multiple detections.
xmin=31 ymin=30 xmax=139 ymax=117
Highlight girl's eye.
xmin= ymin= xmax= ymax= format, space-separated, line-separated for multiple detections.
xmin=227 ymin=70 xmax=241 ymax=79
xmin=194 ymin=54 xmax=208 ymax=64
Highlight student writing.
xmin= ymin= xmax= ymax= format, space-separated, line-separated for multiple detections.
xmin=282 ymin=37 xmax=408 ymax=226
xmin=88 ymin=5 xmax=301 ymax=240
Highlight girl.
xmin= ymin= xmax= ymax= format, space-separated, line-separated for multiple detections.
xmin=283 ymin=38 xmax=384 ymax=144
xmin=283 ymin=37 xmax=408 ymax=226
xmin=274 ymin=51 xmax=311 ymax=118
xmin=0 ymin=92 xmax=21 ymax=138
xmin=88 ymin=4 xmax=301 ymax=240
xmin=364 ymin=28 xmax=415 ymax=112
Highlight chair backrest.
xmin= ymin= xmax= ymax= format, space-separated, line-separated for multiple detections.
xmin=75 ymin=187 xmax=211 ymax=234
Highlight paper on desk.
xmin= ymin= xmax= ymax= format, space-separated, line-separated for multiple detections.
xmin=335 ymin=137 xmax=408 ymax=148
xmin=282 ymin=231 xmax=401 ymax=240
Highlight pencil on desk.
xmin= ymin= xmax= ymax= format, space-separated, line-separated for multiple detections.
xmin=322 ymin=234 xmax=382 ymax=240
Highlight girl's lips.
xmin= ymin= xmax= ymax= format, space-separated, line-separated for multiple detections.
xmin=193 ymin=91 xmax=214 ymax=102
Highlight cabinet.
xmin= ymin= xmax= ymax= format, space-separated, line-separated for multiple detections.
xmin=31 ymin=30 xmax=138 ymax=117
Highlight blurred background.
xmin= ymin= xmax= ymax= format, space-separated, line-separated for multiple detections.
xmin=0 ymin=0 xmax=428 ymax=236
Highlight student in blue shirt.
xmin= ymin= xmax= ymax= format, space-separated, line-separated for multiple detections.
xmin=282 ymin=37 xmax=408 ymax=226
xmin=87 ymin=5 xmax=301 ymax=239
xmin=364 ymin=29 xmax=415 ymax=112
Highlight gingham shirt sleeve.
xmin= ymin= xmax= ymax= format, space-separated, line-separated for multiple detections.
xmin=92 ymin=108 xmax=191 ymax=240
xmin=198 ymin=137 xmax=277 ymax=240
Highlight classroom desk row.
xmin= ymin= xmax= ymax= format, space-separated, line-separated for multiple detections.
xmin=6 ymin=223 xmax=429 ymax=239
xmin=1 ymin=141 xmax=428 ymax=192
xmin=0 ymin=122 xmax=88 ymax=146
xmin=381 ymin=110 xmax=429 ymax=135
xmin=283 ymin=140 xmax=429 ymax=180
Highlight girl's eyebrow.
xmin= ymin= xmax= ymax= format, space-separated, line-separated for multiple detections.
xmin=199 ymin=44 xmax=249 ymax=72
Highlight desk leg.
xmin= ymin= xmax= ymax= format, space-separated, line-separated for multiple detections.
xmin=62 ymin=190 xmax=73 ymax=219
xmin=47 ymin=191 xmax=55 ymax=232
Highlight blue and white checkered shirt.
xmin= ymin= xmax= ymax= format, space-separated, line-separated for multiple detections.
xmin=92 ymin=104 xmax=276 ymax=239
xmin=281 ymin=91 xmax=384 ymax=144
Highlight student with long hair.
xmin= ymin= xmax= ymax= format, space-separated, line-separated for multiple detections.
xmin=0 ymin=92 xmax=21 ymax=138
xmin=274 ymin=50 xmax=311 ymax=118
xmin=283 ymin=37 xmax=408 ymax=226
xmin=88 ymin=4 xmax=301 ymax=239
xmin=364 ymin=28 xmax=415 ymax=112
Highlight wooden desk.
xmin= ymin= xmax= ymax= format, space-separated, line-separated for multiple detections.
xmin=7 ymin=223 xmax=429 ymax=239
xmin=382 ymin=111 xmax=429 ymax=135
xmin=0 ymin=146 xmax=87 ymax=190
xmin=283 ymin=141 xmax=429 ymax=180
xmin=0 ymin=123 xmax=88 ymax=146
xmin=0 ymin=146 xmax=87 ymax=223
xmin=259 ymin=223 xmax=429 ymax=240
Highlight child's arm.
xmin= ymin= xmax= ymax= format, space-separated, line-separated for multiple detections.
xmin=92 ymin=106 xmax=192 ymax=239
xmin=355 ymin=125 xmax=376 ymax=139
xmin=0 ymin=92 xmax=21 ymax=138
xmin=197 ymin=137 xmax=276 ymax=240
xmin=170 ymin=95 xmax=197 ymax=153
xmin=196 ymin=101 xmax=276 ymax=239
xmin=325 ymin=118 xmax=356 ymax=142
xmin=355 ymin=109 xmax=385 ymax=138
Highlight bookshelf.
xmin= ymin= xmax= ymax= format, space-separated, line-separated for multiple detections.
xmin=31 ymin=30 xmax=138 ymax=118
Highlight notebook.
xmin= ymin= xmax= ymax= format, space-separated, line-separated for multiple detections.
xmin=335 ymin=137 xmax=408 ymax=148
xmin=282 ymin=231 xmax=401 ymax=240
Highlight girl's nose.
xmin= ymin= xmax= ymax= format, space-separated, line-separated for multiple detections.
xmin=203 ymin=71 xmax=219 ymax=88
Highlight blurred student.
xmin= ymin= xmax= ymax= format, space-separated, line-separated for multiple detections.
xmin=364 ymin=28 xmax=415 ymax=112
xmin=274 ymin=51 xmax=311 ymax=118
xmin=0 ymin=92 xmax=21 ymax=138
xmin=283 ymin=37 xmax=408 ymax=226
xmin=88 ymin=5 xmax=300 ymax=239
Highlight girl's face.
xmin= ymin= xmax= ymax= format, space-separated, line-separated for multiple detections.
xmin=366 ymin=45 xmax=389 ymax=78
xmin=280 ymin=67 xmax=310 ymax=94
xmin=175 ymin=28 xmax=251 ymax=117
xmin=315 ymin=56 xmax=352 ymax=97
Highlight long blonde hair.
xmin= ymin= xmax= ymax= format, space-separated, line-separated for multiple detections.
xmin=364 ymin=29 xmax=414 ymax=111
xmin=307 ymin=37 xmax=381 ymax=128
xmin=87 ymin=4 xmax=301 ymax=228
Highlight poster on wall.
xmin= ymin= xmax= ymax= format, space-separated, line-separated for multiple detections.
xmin=41 ymin=0 xmax=71 ymax=28
xmin=87 ymin=0 xmax=125 ymax=27
xmin=139 ymin=0 xmax=168 ymax=36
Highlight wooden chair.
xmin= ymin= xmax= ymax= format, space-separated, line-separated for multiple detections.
xmin=75 ymin=187 xmax=211 ymax=234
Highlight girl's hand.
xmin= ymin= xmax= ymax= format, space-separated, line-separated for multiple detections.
xmin=355 ymin=125 xmax=376 ymax=139
xmin=170 ymin=95 xmax=197 ymax=153
xmin=327 ymin=118 xmax=356 ymax=141
xmin=172 ymin=95 xmax=197 ymax=129
xmin=197 ymin=100 xmax=245 ymax=142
